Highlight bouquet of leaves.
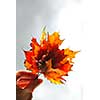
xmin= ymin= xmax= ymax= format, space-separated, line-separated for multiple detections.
xmin=24 ymin=27 xmax=79 ymax=84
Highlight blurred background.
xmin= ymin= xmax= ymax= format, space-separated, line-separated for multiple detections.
xmin=16 ymin=0 xmax=92 ymax=100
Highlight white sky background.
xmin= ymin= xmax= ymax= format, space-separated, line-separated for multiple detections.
xmin=16 ymin=0 xmax=100 ymax=100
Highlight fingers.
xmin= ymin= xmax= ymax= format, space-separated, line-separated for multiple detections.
xmin=16 ymin=70 xmax=38 ymax=80
xmin=16 ymin=70 xmax=43 ymax=93
xmin=16 ymin=71 xmax=38 ymax=89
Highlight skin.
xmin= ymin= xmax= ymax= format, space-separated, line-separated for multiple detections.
xmin=16 ymin=71 xmax=43 ymax=100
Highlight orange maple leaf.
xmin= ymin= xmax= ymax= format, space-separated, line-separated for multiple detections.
xmin=24 ymin=27 xmax=79 ymax=84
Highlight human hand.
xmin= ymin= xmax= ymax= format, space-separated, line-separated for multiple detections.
xmin=16 ymin=71 xmax=43 ymax=100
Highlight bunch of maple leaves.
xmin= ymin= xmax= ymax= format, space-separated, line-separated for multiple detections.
xmin=24 ymin=28 xmax=79 ymax=84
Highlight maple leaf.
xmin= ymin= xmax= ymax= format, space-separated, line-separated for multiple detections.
xmin=24 ymin=28 xmax=79 ymax=84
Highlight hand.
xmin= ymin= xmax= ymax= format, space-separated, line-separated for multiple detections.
xmin=16 ymin=71 xmax=43 ymax=100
